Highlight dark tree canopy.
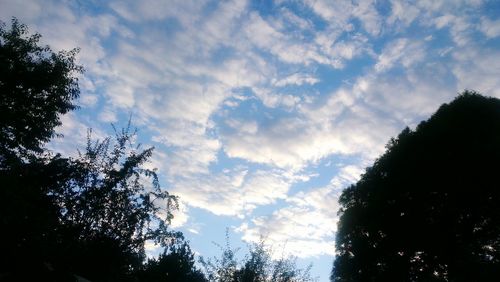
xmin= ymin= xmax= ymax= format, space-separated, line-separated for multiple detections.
xmin=137 ymin=237 xmax=207 ymax=282
xmin=0 ymin=19 xmax=182 ymax=281
xmin=332 ymin=91 xmax=500 ymax=281
xmin=0 ymin=18 xmax=82 ymax=157
xmin=1 ymin=125 xmax=180 ymax=281
xmin=0 ymin=18 xmax=83 ymax=280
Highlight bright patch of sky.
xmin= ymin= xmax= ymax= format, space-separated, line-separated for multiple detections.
xmin=2 ymin=0 xmax=500 ymax=280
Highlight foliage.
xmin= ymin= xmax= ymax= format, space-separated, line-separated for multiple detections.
xmin=0 ymin=18 xmax=82 ymax=158
xmin=332 ymin=91 xmax=500 ymax=281
xmin=201 ymin=233 xmax=316 ymax=282
xmin=0 ymin=18 xmax=182 ymax=281
xmin=0 ymin=153 xmax=73 ymax=280
xmin=0 ymin=18 xmax=82 ymax=280
xmin=0 ymin=123 xmax=180 ymax=280
xmin=58 ymin=124 xmax=178 ymax=250
xmin=52 ymin=125 xmax=179 ymax=280
xmin=137 ymin=236 xmax=207 ymax=282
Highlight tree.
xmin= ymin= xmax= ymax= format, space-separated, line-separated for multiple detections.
xmin=202 ymin=233 xmax=316 ymax=282
xmin=137 ymin=236 xmax=207 ymax=282
xmin=1 ymin=124 xmax=180 ymax=281
xmin=0 ymin=18 xmax=82 ymax=280
xmin=0 ymin=18 xmax=81 ymax=159
xmin=52 ymin=125 xmax=179 ymax=281
xmin=332 ymin=91 xmax=500 ymax=281
xmin=0 ymin=19 xmax=179 ymax=281
xmin=0 ymin=153 xmax=77 ymax=281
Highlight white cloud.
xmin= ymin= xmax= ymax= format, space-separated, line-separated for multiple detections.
xmin=172 ymin=168 xmax=293 ymax=217
xmin=352 ymin=0 xmax=382 ymax=36
xmin=279 ymin=7 xmax=313 ymax=31
xmin=251 ymin=87 xmax=302 ymax=109
xmin=48 ymin=113 xmax=105 ymax=157
xmin=105 ymin=82 xmax=136 ymax=108
xmin=237 ymin=206 xmax=337 ymax=258
xmin=237 ymin=165 xmax=364 ymax=258
xmin=0 ymin=0 xmax=42 ymax=22
xmin=226 ymin=119 xmax=258 ymax=135
xmin=79 ymin=94 xmax=98 ymax=107
xmin=244 ymin=12 xmax=318 ymax=65
xmin=245 ymin=12 xmax=283 ymax=50
xmin=98 ymin=108 xmax=118 ymax=123
xmin=387 ymin=0 xmax=420 ymax=27
xmin=273 ymin=73 xmax=319 ymax=87
xmin=110 ymin=0 xmax=209 ymax=25
xmin=150 ymin=123 xmax=221 ymax=178
xmin=452 ymin=47 xmax=500 ymax=98
xmin=479 ymin=16 xmax=500 ymax=38
xmin=302 ymin=0 xmax=352 ymax=28
xmin=170 ymin=201 xmax=190 ymax=228
xmin=302 ymin=0 xmax=382 ymax=37
xmin=375 ymin=38 xmax=425 ymax=72
xmin=315 ymin=33 xmax=373 ymax=68
xmin=221 ymin=81 xmax=400 ymax=170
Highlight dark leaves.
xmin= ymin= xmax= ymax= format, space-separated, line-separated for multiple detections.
xmin=0 ymin=18 xmax=82 ymax=157
xmin=332 ymin=91 xmax=500 ymax=281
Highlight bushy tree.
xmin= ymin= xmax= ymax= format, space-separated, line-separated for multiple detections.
xmin=332 ymin=91 xmax=500 ymax=281
xmin=0 ymin=19 xmax=180 ymax=281
xmin=0 ymin=18 xmax=82 ymax=280
xmin=0 ymin=153 xmax=75 ymax=280
xmin=202 ymin=234 xmax=316 ymax=282
xmin=137 ymin=236 xmax=207 ymax=282
xmin=51 ymin=125 xmax=178 ymax=281
xmin=0 ymin=18 xmax=81 ymax=158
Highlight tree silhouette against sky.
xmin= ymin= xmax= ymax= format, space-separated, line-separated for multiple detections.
xmin=0 ymin=19 xmax=178 ymax=281
xmin=332 ymin=91 xmax=500 ymax=281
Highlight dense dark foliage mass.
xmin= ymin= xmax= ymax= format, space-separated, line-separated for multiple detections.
xmin=332 ymin=91 xmax=500 ymax=281
xmin=137 ymin=237 xmax=207 ymax=282
xmin=0 ymin=18 xmax=81 ymax=158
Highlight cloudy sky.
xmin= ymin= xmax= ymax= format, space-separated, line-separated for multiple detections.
xmin=2 ymin=0 xmax=500 ymax=280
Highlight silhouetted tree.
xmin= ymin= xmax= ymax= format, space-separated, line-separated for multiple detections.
xmin=137 ymin=236 xmax=207 ymax=282
xmin=0 ymin=18 xmax=82 ymax=280
xmin=202 ymin=234 xmax=316 ymax=282
xmin=0 ymin=19 xmax=180 ymax=281
xmin=0 ymin=153 xmax=77 ymax=281
xmin=235 ymin=242 xmax=270 ymax=282
xmin=332 ymin=91 xmax=500 ymax=281
xmin=52 ymin=125 xmax=178 ymax=281
xmin=0 ymin=18 xmax=81 ymax=159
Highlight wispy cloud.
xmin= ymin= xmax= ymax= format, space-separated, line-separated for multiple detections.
xmin=237 ymin=165 xmax=364 ymax=258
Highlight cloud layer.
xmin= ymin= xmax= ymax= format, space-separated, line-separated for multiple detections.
xmin=2 ymin=0 xmax=500 ymax=280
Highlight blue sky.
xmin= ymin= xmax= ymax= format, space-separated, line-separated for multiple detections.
xmin=2 ymin=0 xmax=500 ymax=280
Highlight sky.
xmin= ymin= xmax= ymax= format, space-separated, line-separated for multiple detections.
xmin=2 ymin=0 xmax=500 ymax=280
